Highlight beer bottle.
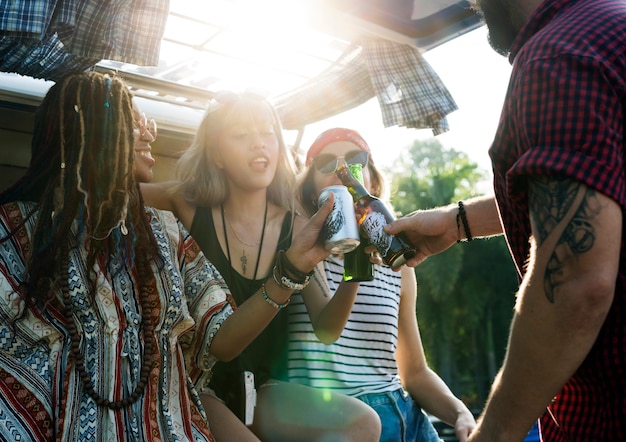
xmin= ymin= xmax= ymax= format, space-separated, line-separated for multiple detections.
xmin=343 ymin=163 xmax=375 ymax=281
xmin=336 ymin=163 xmax=416 ymax=269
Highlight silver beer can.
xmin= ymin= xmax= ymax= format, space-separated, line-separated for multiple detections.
xmin=318 ymin=185 xmax=360 ymax=254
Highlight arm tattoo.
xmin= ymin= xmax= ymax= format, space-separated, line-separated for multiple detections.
xmin=528 ymin=176 xmax=600 ymax=303
xmin=312 ymin=266 xmax=329 ymax=298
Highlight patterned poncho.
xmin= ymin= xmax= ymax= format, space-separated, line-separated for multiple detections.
xmin=0 ymin=202 xmax=233 ymax=441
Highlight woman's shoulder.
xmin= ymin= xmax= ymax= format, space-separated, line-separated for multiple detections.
xmin=140 ymin=180 xmax=179 ymax=211
xmin=141 ymin=181 xmax=198 ymax=230
xmin=145 ymin=207 xmax=180 ymax=233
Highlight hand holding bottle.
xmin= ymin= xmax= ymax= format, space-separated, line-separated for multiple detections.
xmin=335 ymin=163 xmax=415 ymax=269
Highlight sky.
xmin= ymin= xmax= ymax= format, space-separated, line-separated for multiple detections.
xmin=298 ymin=26 xmax=513 ymax=192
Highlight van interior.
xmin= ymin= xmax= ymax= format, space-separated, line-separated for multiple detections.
xmin=0 ymin=0 xmax=483 ymax=190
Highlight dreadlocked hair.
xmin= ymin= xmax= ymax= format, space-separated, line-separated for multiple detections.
xmin=0 ymin=71 xmax=162 ymax=311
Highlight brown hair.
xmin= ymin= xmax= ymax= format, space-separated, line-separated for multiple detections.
xmin=0 ymin=71 xmax=159 ymax=309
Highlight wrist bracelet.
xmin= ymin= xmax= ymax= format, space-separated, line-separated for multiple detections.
xmin=272 ymin=265 xmax=311 ymax=291
xmin=261 ymin=282 xmax=291 ymax=309
xmin=456 ymin=200 xmax=473 ymax=243
xmin=278 ymin=250 xmax=314 ymax=281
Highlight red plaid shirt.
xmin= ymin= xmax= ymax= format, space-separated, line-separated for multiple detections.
xmin=489 ymin=0 xmax=626 ymax=439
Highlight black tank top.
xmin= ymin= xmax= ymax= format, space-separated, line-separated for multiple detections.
xmin=190 ymin=206 xmax=294 ymax=388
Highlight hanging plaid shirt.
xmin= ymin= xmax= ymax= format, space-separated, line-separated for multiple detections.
xmin=361 ymin=39 xmax=457 ymax=135
xmin=0 ymin=0 xmax=169 ymax=80
xmin=0 ymin=203 xmax=232 ymax=441
xmin=274 ymin=39 xmax=457 ymax=135
xmin=489 ymin=0 xmax=626 ymax=440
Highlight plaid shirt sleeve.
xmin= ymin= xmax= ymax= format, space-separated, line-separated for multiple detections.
xmin=505 ymin=52 xmax=625 ymax=207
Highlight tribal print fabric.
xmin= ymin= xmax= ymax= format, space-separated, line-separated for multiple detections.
xmin=0 ymin=203 xmax=232 ymax=441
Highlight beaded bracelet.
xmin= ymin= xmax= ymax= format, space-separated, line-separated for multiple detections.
xmin=261 ymin=283 xmax=291 ymax=309
xmin=456 ymin=200 xmax=473 ymax=243
xmin=272 ymin=265 xmax=311 ymax=291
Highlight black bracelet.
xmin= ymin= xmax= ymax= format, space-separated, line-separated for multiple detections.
xmin=278 ymin=250 xmax=314 ymax=282
xmin=456 ymin=201 xmax=473 ymax=243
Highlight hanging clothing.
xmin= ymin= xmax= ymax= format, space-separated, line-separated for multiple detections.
xmin=274 ymin=39 xmax=457 ymax=135
xmin=0 ymin=0 xmax=169 ymax=80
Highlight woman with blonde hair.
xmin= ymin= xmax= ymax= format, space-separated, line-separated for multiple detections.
xmin=141 ymin=93 xmax=381 ymax=441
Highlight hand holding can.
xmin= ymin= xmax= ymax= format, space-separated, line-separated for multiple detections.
xmin=318 ymin=185 xmax=360 ymax=254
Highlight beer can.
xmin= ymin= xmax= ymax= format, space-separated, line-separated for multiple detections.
xmin=318 ymin=185 xmax=360 ymax=254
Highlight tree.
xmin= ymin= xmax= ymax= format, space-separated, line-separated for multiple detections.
xmin=388 ymin=138 xmax=483 ymax=212
xmin=387 ymin=138 xmax=517 ymax=409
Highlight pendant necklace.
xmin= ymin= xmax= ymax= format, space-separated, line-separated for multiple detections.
xmin=221 ymin=201 xmax=267 ymax=280
xmin=224 ymin=207 xmax=261 ymax=275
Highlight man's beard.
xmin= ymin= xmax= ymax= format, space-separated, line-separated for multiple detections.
xmin=470 ymin=0 xmax=519 ymax=57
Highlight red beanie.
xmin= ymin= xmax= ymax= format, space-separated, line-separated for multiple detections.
xmin=305 ymin=128 xmax=371 ymax=166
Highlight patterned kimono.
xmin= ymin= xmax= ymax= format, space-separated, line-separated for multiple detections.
xmin=0 ymin=202 xmax=233 ymax=441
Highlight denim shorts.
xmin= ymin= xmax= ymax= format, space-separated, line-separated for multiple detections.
xmin=358 ymin=389 xmax=441 ymax=442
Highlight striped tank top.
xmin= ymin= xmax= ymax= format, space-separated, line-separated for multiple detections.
xmin=288 ymin=255 xmax=403 ymax=397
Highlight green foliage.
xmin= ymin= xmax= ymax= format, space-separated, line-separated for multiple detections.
xmin=388 ymin=138 xmax=518 ymax=410
xmin=389 ymin=138 xmax=483 ymax=214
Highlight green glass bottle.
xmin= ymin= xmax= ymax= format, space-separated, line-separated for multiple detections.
xmin=336 ymin=163 xmax=416 ymax=269
xmin=343 ymin=163 xmax=375 ymax=281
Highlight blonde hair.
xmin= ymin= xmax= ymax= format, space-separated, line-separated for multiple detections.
xmin=175 ymin=93 xmax=297 ymax=212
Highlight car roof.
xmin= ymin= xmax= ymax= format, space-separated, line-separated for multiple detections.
xmin=0 ymin=0 xmax=483 ymax=184
xmin=1 ymin=0 xmax=482 ymax=110
xmin=95 ymin=0 xmax=482 ymax=107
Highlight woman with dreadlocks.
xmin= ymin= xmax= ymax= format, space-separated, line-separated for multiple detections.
xmin=0 ymin=72 xmax=333 ymax=441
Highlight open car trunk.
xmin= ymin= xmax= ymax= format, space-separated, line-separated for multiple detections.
xmin=0 ymin=0 xmax=483 ymax=187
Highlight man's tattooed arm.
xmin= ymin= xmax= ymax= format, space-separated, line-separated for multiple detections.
xmin=528 ymin=175 xmax=601 ymax=303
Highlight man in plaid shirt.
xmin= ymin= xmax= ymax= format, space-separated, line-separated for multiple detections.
xmin=386 ymin=0 xmax=626 ymax=440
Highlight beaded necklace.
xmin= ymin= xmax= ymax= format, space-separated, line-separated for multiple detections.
xmin=61 ymin=244 xmax=155 ymax=410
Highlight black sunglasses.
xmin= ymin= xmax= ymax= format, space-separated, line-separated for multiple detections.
xmin=312 ymin=150 xmax=369 ymax=175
